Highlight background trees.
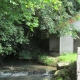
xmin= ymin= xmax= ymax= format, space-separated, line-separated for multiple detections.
xmin=0 ymin=0 xmax=80 ymax=59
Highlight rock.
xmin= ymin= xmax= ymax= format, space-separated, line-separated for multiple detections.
xmin=52 ymin=69 xmax=70 ymax=80
xmin=54 ymin=70 xmax=65 ymax=76
xmin=33 ymin=69 xmax=46 ymax=74
xmin=49 ymin=70 xmax=56 ymax=74
xmin=52 ymin=75 xmax=63 ymax=80
xmin=64 ymin=76 xmax=71 ymax=80
xmin=57 ymin=62 xmax=70 ymax=69
xmin=28 ymin=69 xmax=46 ymax=74
xmin=54 ymin=69 xmax=69 ymax=77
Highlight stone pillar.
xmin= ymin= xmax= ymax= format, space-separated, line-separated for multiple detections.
xmin=60 ymin=36 xmax=73 ymax=54
xmin=77 ymin=47 xmax=80 ymax=80
xmin=74 ymin=33 xmax=80 ymax=52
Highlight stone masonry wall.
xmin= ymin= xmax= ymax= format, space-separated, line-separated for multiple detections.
xmin=49 ymin=34 xmax=59 ymax=54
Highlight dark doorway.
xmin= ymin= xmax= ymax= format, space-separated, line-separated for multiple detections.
xmin=49 ymin=34 xmax=60 ymax=56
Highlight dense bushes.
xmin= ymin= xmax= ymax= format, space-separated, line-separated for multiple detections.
xmin=38 ymin=55 xmax=57 ymax=66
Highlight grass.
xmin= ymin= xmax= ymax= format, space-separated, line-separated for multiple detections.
xmin=38 ymin=53 xmax=77 ymax=66
xmin=58 ymin=53 xmax=77 ymax=63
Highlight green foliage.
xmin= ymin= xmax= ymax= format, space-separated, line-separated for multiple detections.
xmin=68 ymin=62 xmax=76 ymax=80
xmin=52 ymin=62 xmax=76 ymax=80
xmin=58 ymin=53 xmax=77 ymax=63
xmin=38 ymin=55 xmax=56 ymax=66
xmin=0 ymin=23 xmax=29 ymax=55
xmin=53 ymin=69 xmax=71 ymax=80
xmin=0 ymin=0 xmax=38 ymax=56
xmin=0 ymin=0 xmax=80 ymax=57
xmin=19 ymin=48 xmax=42 ymax=59
xmin=38 ymin=53 xmax=77 ymax=66
xmin=37 ymin=0 xmax=80 ymax=36
xmin=19 ymin=51 xmax=32 ymax=59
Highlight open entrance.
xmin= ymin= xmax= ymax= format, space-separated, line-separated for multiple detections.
xmin=49 ymin=34 xmax=60 ymax=56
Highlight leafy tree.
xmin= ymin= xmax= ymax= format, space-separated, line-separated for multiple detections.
xmin=0 ymin=0 xmax=80 ymax=58
xmin=36 ymin=0 xmax=80 ymax=36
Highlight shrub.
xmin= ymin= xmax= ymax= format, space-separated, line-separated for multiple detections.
xmin=19 ymin=49 xmax=42 ymax=59
xmin=38 ymin=55 xmax=57 ymax=66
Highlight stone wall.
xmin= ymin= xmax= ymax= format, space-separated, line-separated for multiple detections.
xmin=60 ymin=36 xmax=73 ymax=54
xmin=49 ymin=34 xmax=59 ymax=55
xmin=49 ymin=20 xmax=80 ymax=55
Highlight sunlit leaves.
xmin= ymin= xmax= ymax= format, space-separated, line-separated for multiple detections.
xmin=38 ymin=0 xmax=80 ymax=35
xmin=77 ymin=0 xmax=80 ymax=3
xmin=26 ymin=17 xmax=39 ymax=31
xmin=41 ymin=0 xmax=62 ymax=10
xmin=0 ymin=0 xmax=80 ymax=56
xmin=52 ymin=0 xmax=62 ymax=10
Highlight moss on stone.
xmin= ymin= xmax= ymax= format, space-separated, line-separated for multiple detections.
xmin=52 ymin=75 xmax=63 ymax=80
xmin=52 ymin=62 xmax=76 ymax=80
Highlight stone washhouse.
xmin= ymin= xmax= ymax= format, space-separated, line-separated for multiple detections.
xmin=49 ymin=20 xmax=80 ymax=55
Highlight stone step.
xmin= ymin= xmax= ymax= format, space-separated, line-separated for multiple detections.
xmin=57 ymin=62 xmax=70 ymax=69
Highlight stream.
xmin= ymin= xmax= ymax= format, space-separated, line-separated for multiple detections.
xmin=0 ymin=71 xmax=53 ymax=80
xmin=0 ymin=60 xmax=56 ymax=80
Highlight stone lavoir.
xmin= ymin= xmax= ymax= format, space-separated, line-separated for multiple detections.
xmin=49 ymin=20 xmax=80 ymax=55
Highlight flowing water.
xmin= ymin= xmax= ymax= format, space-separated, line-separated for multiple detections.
xmin=0 ymin=71 xmax=53 ymax=80
xmin=0 ymin=60 xmax=56 ymax=80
